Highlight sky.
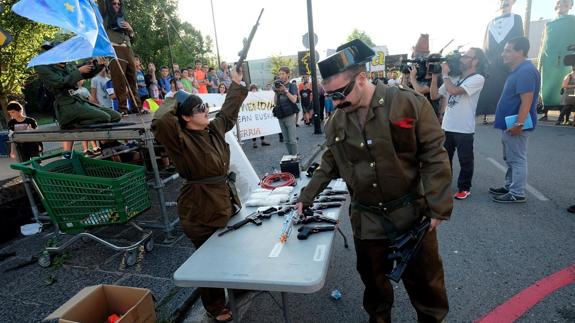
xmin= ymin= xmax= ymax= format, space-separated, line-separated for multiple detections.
xmin=178 ymin=0 xmax=558 ymax=63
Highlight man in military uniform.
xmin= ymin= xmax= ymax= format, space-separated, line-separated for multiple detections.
xmin=35 ymin=54 xmax=122 ymax=130
xmin=295 ymin=40 xmax=453 ymax=323
xmin=152 ymin=67 xmax=247 ymax=323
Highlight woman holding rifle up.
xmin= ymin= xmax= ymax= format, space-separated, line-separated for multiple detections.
xmin=152 ymin=66 xmax=247 ymax=323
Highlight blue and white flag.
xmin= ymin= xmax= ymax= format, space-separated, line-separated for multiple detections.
xmin=12 ymin=0 xmax=116 ymax=67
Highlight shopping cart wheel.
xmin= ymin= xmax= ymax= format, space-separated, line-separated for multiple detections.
xmin=125 ymin=249 xmax=138 ymax=267
xmin=38 ymin=251 xmax=51 ymax=268
xmin=144 ymin=238 xmax=154 ymax=252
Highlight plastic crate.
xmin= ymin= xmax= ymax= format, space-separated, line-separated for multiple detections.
xmin=11 ymin=151 xmax=151 ymax=233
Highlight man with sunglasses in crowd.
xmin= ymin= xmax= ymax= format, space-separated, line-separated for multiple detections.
xmin=98 ymin=0 xmax=141 ymax=114
xmin=295 ymin=40 xmax=453 ymax=322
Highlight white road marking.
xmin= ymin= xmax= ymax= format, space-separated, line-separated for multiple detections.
xmin=486 ymin=157 xmax=550 ymax=201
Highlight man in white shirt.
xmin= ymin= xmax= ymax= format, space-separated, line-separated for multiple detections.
xmin=91 ymin=69 xmax=114 ymax=108
xmin=431 ymin=48 xmax=487 ymax=200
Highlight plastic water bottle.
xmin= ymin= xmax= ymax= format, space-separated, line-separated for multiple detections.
xmin=330 ymin=289 xmax=342 ymax=300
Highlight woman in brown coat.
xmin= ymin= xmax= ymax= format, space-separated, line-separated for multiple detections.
xmin=152 ymin=67 xmax=246 ymax=322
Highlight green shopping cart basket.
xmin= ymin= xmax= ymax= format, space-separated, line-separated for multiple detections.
xmin=11 ymin=151 xmax=154 ymax=267
xmin=12 ymin=151 xmax=151 ymax=233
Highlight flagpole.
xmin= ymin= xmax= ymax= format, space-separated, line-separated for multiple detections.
xmin=165 ymin=17 xmax=175 ymax=72
xmin=210 ymin=0 xmax=221 ymax=67
xmin=524 ymin=0 xmax=532 ymax=38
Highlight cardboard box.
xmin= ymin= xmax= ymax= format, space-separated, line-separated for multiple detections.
xmin=44 ymin=285 xmax=156 ymax=323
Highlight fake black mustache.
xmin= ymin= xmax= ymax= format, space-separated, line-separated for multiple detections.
xmin=336 ymin=101 xmax=352 ymax=109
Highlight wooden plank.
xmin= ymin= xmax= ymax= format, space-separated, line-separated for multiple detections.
xmin=11 ymin=114 xmax=153 ymax=143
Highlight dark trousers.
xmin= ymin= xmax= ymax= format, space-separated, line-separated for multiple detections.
xmin=109 ymin=45 xmax=141 ymax=113
xmin=180 ymin=220 xmax=227 ymax=316
xmin=444 ymin=131 xmax=474 ymax=191
xmin=558 ymin=104 xmax=574 ymax=123
xmin=354 ymin=230 xmax=448 ymax=323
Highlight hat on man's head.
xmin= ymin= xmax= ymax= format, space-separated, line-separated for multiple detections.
xmin=318 ymin=39 xmax=375 ymax=79
xmin=174 ymin=90 xmax=191 ymax=104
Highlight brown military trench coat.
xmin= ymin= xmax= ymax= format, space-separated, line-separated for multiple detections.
xmin=298 ymin=83 xmax=453 ymax=240
xmin=152 ymin=83 xmax=248 ymax=238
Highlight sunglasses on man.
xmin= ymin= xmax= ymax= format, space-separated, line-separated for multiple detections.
xmin=325 ymin=73 xmax=359 ymax=101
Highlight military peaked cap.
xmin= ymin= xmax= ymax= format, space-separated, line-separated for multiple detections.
xmin=318 ymin=39 xmax=375 ymax=79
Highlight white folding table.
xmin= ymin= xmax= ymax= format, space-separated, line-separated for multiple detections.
xmin=173 ymin=178 xmax=349 ymax=323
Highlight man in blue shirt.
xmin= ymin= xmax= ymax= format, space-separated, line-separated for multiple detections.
xmin=158 ymin=66 xmax=172 ymax=98
xmin=490 ymin=37 xmax=541 ymax=203
xmin=134 ymin=56 xmax=149 ymax=102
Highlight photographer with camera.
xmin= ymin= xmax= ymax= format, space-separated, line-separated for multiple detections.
xmin=272 ymin=66 xmax=299 ymax=155
xmin=402 ymin=54 xmax=443 ymax=118
xmin=98 ymin=0 xmax=140 ymax=114
xmin=430 ymin=48 xmax=487 ymax=200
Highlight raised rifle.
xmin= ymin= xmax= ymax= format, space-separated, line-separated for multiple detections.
xmin=235 ymin=8 xmax=264 ymax=72
xmin=297 ymin=225 xmax=336 ymax=240
xmin=385 ymin=218 xmax=431 ymax=282
xmin=218 ymin=206 xmax=277 ymax=237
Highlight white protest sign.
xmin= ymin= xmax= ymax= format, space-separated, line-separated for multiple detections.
xmin=196 ymin=90 xmax=281 ymax=141
xmin=369 ymin=46 xmax=388 ymax=72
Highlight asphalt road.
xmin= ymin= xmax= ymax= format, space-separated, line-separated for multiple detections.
xmin=236 ymin=120 xmax=575 ymax=322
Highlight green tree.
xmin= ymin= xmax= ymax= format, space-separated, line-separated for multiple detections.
xmin=268 ymin=54 xmax=296 ymax=79
xmin=0 ymin=0 xmax=57 ymax=126
xmin=346 ymin=29 xmax=376 ymax=47
xmin=123 ymin=0 xmax=212 ymax=69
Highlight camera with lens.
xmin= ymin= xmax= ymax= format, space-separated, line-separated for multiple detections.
xmin=428 ymin=51 xmax=463 ymax=77
xmin=400 ymin=57 xmax=429 ymax=81
xmin=401 ymin=51 xmax=463 ymax=80
xmin=274 ymin=80 xmax=284 ymax=89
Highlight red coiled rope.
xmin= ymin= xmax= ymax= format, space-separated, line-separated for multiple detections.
xmin=260 ymin=172 xmax=296 ymax=190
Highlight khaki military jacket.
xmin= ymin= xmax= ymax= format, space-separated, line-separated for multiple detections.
xmin=35 ymin=63 xmax=103 ymax=129
xmin=152 ymin=82 xmax=248 ymax=228
xmin=298 ymin=83 xmax=453 ymax=239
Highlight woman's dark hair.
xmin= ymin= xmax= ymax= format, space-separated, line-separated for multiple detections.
xmin=470 ymin=47 xmax=489 ymax=77
xmin=176 ymin=95 xmax=203 ymax=128
xmin=105 ymin=0 xmax=125 ymax=30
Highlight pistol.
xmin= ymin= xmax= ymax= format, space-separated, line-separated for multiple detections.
xmin=297 ymin=225 xmax=336 ymax=240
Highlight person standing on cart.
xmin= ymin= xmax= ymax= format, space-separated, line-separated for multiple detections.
xmin=295 ymin=40 xmax=453 ymax=323
xmin=152 ymin=66 xmax=247 ymax=323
